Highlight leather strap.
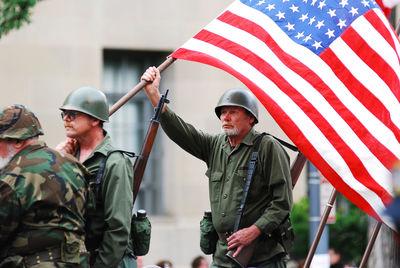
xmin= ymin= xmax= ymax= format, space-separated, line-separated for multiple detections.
xmin=232 ymin=133 xmax=266 ymax=233
xmin=24 ymin=247 xmax=62 ymax=266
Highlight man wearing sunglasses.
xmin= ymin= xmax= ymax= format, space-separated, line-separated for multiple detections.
xmin=57 ymin=87 xmax=136 ymax=268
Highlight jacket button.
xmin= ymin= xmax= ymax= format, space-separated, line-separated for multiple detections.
xmin=223 ymin=194 xmax=228 ymax=199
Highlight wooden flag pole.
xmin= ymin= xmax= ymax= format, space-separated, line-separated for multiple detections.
xmin=359 ymin=221 xmax=382 ymax=268
xmin=396 ymin=18 xmax=400 ymax=36
xmin=304 ymin=188 xmax=338 ymax=268
xmin=109 ymin=57 xmax=177 ymax=116
xmin=291 ymin=152 xmax=307 ymax=188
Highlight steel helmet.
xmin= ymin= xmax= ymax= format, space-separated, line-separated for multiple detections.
xmin=0 ymin=104 xmax=44 ymax=140
xmin=60 ymin=86 xmax=109 ymax=122
xmin=215 ymin=88 xmax=259 ymax=124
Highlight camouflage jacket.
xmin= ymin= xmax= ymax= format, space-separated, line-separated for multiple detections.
xmin=0 ymin=141 xmax=89 ymax=262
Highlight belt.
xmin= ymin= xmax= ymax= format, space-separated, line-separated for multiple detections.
xmin=24 ymin=247 xmax=62 ymax=266
xmin=218 ymin=231 xmax=276 ymax=243
xmin=217 ymin=231 xmax=233 ymax=242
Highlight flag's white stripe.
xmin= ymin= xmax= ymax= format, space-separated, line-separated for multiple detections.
xmin=374 ymin=9 xmax=400 ymax=62
xmin=203 ymin=18 xmax=393 ymax=191
xmin=330 ymin=38 xmax=400 ymax=132
xmin=180 ymin=37 xmax=389 ymax=215
xmin=355 ymin=15 xmax=400 ymax=77
xmin=353 ymin=15 xmax=400 ymax=86
xmin=227 ymin=1 xmax=400 ymax=158
xmin=351 ymin=16 xmax=400 ymax=123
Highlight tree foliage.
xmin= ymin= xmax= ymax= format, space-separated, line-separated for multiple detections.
xmin=0 ymin=0 xmax=42 ymax=38
xmin=290 ymin=197 xmax=310 ymax=260
xmin=329 ymin=196 xmax=367 ymax=265
xmin=289 ymin=195 xmax=367 ymax=265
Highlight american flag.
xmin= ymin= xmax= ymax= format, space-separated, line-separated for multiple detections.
xmin=171 ymin=0 xmax=400 ymax=230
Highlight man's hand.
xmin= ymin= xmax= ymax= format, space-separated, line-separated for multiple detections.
xmin=227 ymin=225 xmax=262 ymax=257
xmin=56 ymin=138 xmax=77 ymax=155
xmin=141 ymin=66 xmax=163 ymax=109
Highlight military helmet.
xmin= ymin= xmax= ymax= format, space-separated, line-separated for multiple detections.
xmin=60 ymin=86 xmax=109 ymax=122
xmin=215 ymin=88 xmax=259 ymax=124
xmin=0 ymin=104 xmax=44 ymax=140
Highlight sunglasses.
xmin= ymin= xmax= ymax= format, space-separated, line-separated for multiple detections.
xmin=61 ymin=110 xmax=80 ymax=121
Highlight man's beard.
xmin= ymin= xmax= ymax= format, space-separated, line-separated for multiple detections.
xmin=0 ymin=144 xmax=17 ymax=170
xmin=221 ymin=126 xmax=239 ymax=137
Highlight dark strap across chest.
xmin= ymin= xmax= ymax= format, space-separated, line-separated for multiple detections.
xmin=233 ymin=132 xmax=299 ymax=232
xmin=93 ymin=149 xmax=136 ymax=199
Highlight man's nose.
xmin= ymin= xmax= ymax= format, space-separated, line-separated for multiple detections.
xmin=62 ymin=114 xmax=72 ymax=122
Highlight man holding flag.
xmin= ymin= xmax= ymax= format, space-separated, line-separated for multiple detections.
xmin=168 ymin=0 xmax=400 ymax=234
xmin=141 ymin=67 xmax=293 ymax=268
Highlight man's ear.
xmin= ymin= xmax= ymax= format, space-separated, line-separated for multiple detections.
xmin=12 ymin=140 xmax=26 ymax=150
xmin=91 ymin=118 xmax=101 ymax=127
xmin=249 ymin=116 xmax=255 ymax=125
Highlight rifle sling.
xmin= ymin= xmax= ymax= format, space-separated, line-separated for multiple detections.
xmin=233 ymin=132 xmax=295 ymax=234
xmin=233 ymin=133 xmax=266 ymax=232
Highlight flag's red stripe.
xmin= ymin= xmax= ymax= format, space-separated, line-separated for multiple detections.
xmin=364 ymin=11 xmax=400 ymax=63
xmin=218 ymin=10 xmax=400 ymax=146
xmin=215 ymin=11 xmax=400 ymax=167
xmin=191 ymin=29 xmax=393 ymax=204
xmin=320 ymin=46 xmax=400 ymax=146
xmin=374 ymin=0 xmax=392 ymax=18
xmin=172 ymin=47 xmax=384 ymax=221
xmin=341 ymin=26 xmax=400 ymax=105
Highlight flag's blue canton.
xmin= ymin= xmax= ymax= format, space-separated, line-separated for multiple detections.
xmin=240 ymin=0 xmax=378 ymax=55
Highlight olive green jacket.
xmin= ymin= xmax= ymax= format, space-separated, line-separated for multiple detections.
xmin=77 ymin=133 xmax=134 ymax=268
xmin=0 ymin=141 xmax=89 ymax=265
xmin=160 ymin=107 xmax=293 ymax=267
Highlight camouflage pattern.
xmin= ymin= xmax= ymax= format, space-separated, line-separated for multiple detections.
xmin=0 ymin=104 xmax=43 ymax=141
xmin=0 ymin=141 xmax=91 ymax=267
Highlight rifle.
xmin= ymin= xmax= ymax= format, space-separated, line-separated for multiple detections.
xmin=226 ymin=151 xmax=307 ymax=268
xmin=133 ymin=89 xmax=169 ymax=203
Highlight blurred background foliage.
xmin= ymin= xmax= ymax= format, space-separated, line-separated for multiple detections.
xmin=290 ymin=194 xmax=367 ymax=265
xmin=0 ymin=0 xmax=43 ymax=38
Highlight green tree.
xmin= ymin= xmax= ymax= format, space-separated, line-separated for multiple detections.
xmin=290 ymin=197 xmax=309 ymax=260
xmin=329 ymin=195 xmax=367 ymax=265
xmin=0 ymin=0 xmax=43 ymax=38
xmin=289 ymin=195 xmax=367 ymax=265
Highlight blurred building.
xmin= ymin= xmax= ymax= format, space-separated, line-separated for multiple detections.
xmin=0 ymin=1 xmax=307 ymax=267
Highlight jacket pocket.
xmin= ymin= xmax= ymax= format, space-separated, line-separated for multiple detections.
xmin=206 ymin=170 xmax=223 ymax=204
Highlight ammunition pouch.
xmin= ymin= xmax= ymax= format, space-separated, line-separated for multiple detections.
xmin=270 ymin=215 xmax=294 ymax=253
xmin=61 ymin=233 xmax=84 ymax=264
xmin=131 ymin=213 xmax=151 ymax=256
xmin=199 ymin=215 xmax=218 ymax=255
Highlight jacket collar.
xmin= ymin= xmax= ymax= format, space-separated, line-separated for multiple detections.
xmin=221 ymin=128 xmax=258 ymax=155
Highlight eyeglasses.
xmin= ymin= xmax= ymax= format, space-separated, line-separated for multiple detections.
xmin=61 ymin=111 xmax=80 ymax=121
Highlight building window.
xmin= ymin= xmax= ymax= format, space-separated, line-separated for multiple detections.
xmin=102 ymin=49 xmax=170 ymax=215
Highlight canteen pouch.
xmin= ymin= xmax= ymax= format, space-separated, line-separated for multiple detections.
xmin=131 ymin=213 xmax=151 ymax=256
xmin=271 ymin=215 xmax=295 ymax=253
xmin=199 ymin=214 xmax=218 ymax=255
